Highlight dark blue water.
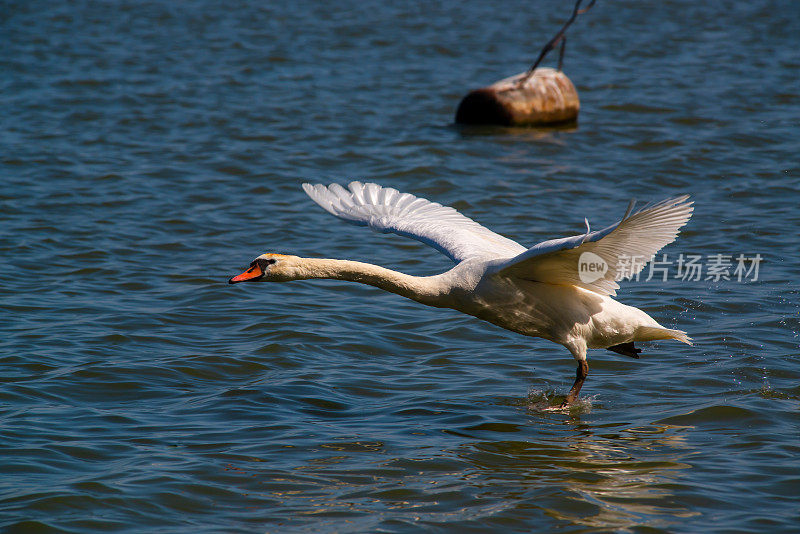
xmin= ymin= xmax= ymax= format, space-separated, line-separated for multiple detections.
xmin=2 ymin=1 xmax=799 ymax=532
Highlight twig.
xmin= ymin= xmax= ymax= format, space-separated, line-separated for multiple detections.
xmin=516 ymin=0 xmax=596 ymax=87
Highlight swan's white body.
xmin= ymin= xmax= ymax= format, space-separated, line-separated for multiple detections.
xmin=231 ymin=182 xmax=693 ymax=405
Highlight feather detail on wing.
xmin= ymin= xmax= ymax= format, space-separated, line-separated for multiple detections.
xmin=302 ymin=181 xmax=526 ymax=263
xmin=491 ymin=196 xmax=694 ymax=296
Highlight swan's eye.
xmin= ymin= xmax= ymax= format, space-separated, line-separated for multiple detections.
xmin=250 ymin=258 xmax=277 ymax=270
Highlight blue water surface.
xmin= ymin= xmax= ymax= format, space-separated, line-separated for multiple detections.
xmin=2 ymin=1 xmax=799 ymax=532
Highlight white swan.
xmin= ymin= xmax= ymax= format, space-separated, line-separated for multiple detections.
xmin=230 ymin=182 xmax=693 ymax=407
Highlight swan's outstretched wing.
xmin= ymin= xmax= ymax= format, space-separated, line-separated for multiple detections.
xmin=302 ymin=182 xmax=526 ymax=263
xmin=492 ymin=196 xmax=693 ymax=296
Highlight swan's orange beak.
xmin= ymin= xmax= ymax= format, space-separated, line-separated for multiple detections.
xmin=228 ymin=264 xmax=264 ymax=284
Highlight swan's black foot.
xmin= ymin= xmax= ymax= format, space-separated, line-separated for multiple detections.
xmin=607 ymin=342 xmax=641 ymax=359
xmin=559 ymin=360 xmax=588 ymax=408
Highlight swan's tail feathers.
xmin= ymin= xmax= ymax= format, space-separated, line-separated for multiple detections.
xmin=635 ymin=326 xmax=693 ymax=345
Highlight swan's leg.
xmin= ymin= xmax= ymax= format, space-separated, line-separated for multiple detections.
xmin=560 ymin=360 xmax=588 ymax=407
xmin=559 ymin=340 xmax=588 ymax=408
xmin=607 ymin=341 xmax=641 ymax=359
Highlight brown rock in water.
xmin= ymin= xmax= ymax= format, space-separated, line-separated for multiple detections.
xmin=455 ymin=67 xmax=580 ymax=126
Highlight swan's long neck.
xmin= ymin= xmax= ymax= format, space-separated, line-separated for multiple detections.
xmin=293 ymin=257 xmax=446 ymax=305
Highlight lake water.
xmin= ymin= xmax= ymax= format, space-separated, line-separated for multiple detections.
xmin=2 ymin=1 xmax=799 ymax=532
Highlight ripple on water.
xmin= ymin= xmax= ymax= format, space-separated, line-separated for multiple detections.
xmin=3 ymin=0 xmax=800 ymax=532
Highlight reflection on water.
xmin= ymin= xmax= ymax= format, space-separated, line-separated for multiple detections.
xmin=454 ymin=122 xmax=579 ymax=143
xmin=548 ymin=425 xmax=698 ymax=529
xmin=458 ymin=418 xmax=697 ymax=530
xmin=253 ymin=407 xmax=698 ymax=531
